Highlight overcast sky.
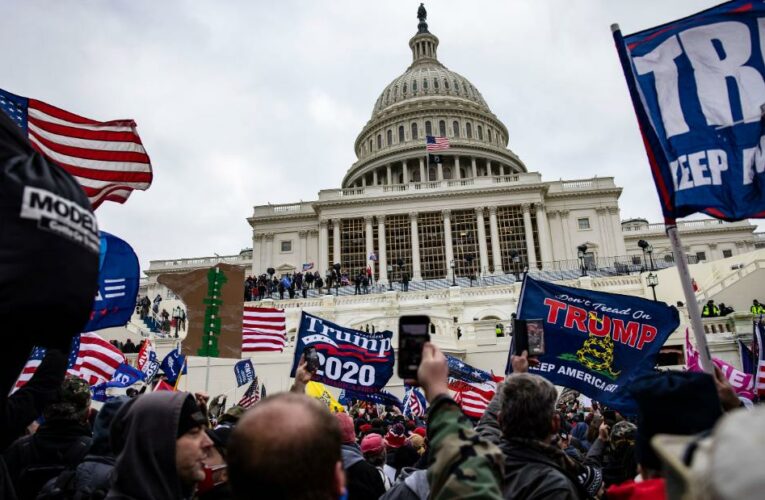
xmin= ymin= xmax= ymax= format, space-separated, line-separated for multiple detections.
xmin=5 ymin=0 xmax=752 ymax=272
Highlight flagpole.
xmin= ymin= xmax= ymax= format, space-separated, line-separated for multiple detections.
xmin=174 ymin=357 xmax=187 ymax=391
xmin=667 ymin=225 xmax=713 ymax=374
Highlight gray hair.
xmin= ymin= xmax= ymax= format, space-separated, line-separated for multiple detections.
xmin=499 ymin=373 xmax=558 ymax=441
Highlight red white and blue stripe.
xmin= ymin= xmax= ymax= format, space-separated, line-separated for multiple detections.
xmin=426 ymin=135 xmax=450 ymax=151
xmin=0 ymin=88 xmax=153 ymax=209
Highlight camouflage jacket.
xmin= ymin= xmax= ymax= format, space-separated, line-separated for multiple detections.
xmin=426 ymin=395 xmax=504 ymax=499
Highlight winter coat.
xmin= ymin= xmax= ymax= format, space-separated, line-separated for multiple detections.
xmin=380 ymin=467 xmax=429 ymax=500
xmin=106 ymin=392 xmax=197 ymax=500
xmin=341 ymin=443 xmax=386 ymax=500
xmin=426 ymin=395 xmax=504 ymax=499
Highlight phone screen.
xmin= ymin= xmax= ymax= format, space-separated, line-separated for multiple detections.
xmin=398 ymin=316 xmax=431 ymax=379
xmin=304 ymin=346 xmax=320 ymax=372
xmin=526 ymin=319 xmax=545 ymax=356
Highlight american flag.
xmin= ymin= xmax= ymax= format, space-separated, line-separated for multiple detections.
xmin=13 ymin=347 xmax=47 ymax=391
xmin=242 ymin=307 xmax=288 ymax=352
xmin=0 ymin=88 xmax=153 ymax=209
xmin=451 ymin=380 xmax=497 ymax=419
xmin=403 ymin=386 xmax=427 ymax=418
xmin=68 ymin=332 xmax=126 ymax=385
xmin=238 ymin=377 xmax=261 ymax=409
xmin=426 ymin=135 xmax=450 ymax=151
xmin=755 ymin=320 xmax=765 ymax=397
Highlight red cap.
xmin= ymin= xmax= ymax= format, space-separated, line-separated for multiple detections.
xmin=413 ymin=426 xmax=427 ymax=437
xmin=334 ymin=412 xmax=356 ymax=444
xmin=360 ymin=433 xmax=385 ymax=454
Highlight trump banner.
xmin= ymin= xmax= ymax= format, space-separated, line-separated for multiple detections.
xmin=614 ymin=1 xmax=765 ymax=221
xmin=511 ymin=277 xmax=679 ymax=414
xmin=234 ymin=359 xmax=256 ymax=387
xmin=290 ymin=312 xmax=394 ymax=393
xmin=83 ymin=231 xmax=140 ymax=332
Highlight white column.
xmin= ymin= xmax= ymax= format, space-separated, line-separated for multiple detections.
xmin=489 ymin=206 xmax=503 ymax=274
xmin=386 ymin=164 xmax=392 ymax=185
xmin=364 ymin=216 xmax=374 ymax=277
xmin=535 ymin=203 xmax=553 ymax=268
xmin=361 ymin=175 xmax=366 ymax=187
xmin=454 ymin=156 xmax=461 ymax=179
xmin=437 ymin=163 xmax=443 ymax=181
xmin=410 ymin=212 xmax=422 ymax=281
xmin=319 ymin=220 xmax=329 ymax=272
xmin=609 ymin=207 xmax=627 ymax=256
xmin=471 ymin=157 xmax=477 ymax=178
xmin=486 ymin=159 xmax=492 ymax=176
xmin=560 ymin=210 xmax=573 ymax=260
xmin=522 ymin=203 xmax=538 ymax=269
xmin=596 ymin=208 xmax=612 ymax=258
xmin=253 ymin=234 xmax=264 ymax=274
xmin=419 ymin=158 xmax=425 ymax=183
xmin=377 ymin=216 xmax=388 ymax=284
xmin=443 ymin=209 xmax=454 ymax=279
xmin=372 ymin=169 xmax=378 ymax=185
xmin=332 ymin=219 xmax=341 ymax=266
xmin=299 ymin=230 xmax=308 ymax=267
xmin=264 ymin=233 xmax=274 ymax=269
xmin=475 ymin=207 xmax=489 ymax=277
xmin=402 ymin=160 xmax=409 ymax=183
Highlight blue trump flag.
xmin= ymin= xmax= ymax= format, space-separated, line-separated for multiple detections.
xmin=339 ymin=388 xmax=403 ymax=411
xmin=511 ymin=276 xmax=679 ymax=414
xmin=161 ymin=347 xmax=187 ymax=384
xmin=290 ymin=312 xmax=394 ymax=393
xmin=234 ymin=359 xmax=256 ymax=387
xmin=83 ymin=231 xmax=140 ymax=332
xmin=92 ymin=363 xmax=145 ymax=402
xmin=446 ymin=354 xmax=492 ymax=383
xmin=614 ymin=1 xmax=765 ymax=221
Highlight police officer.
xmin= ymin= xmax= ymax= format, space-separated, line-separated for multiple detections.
xmin=702 ymin=299 xmax=720 ymax=317
xmin=751 ymin=299 xmax=765 ymax=316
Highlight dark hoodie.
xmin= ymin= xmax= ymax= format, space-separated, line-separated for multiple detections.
xmin=106 ymin=392 xmax=197 ymax=500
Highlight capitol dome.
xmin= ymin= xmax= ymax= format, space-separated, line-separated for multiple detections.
xmin=343 ymin=7 xmax=526 ymax=188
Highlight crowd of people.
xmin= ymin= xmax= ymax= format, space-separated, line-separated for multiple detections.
xmin=243 ymin=266 xmax=382 ymax=301
xmin=2 ymin=340 xmax=760 ymax=500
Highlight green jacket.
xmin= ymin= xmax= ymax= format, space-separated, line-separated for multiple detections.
xmin=426 ymin=395 xmax=504 ymax=500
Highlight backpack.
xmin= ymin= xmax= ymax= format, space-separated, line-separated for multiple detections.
xmin=36 ymin=460 xmax=112 ymax=500
xmin=15 ymin=435 xmax=91 ymax=499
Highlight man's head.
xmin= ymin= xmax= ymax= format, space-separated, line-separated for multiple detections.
xmin=499 ymin=373 xmax=558 ymax=441
xmin=44 ymin=375 xmax=91 ymax=422
xmin=227 ymin=393 xmax=344 ymax=500
xmin=175 ymin=395 xmax=213 ymax=487
xmin=754 ymin=299 xmax=760 ymax=306
xmin=334 ymin=412 xmax=356 ymax=445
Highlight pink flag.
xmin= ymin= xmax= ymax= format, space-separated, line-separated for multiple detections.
xmin=685 ymin=329 xmax=754 ymax=399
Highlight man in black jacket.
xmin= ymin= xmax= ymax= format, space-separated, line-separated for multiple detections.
xmin=476 ymin=353 xmax=587 ymax=499
xmin=4 ymin=375 xmax=93 ymax=499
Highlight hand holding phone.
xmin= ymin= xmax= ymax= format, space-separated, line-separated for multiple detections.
xmin=303 ymin=346 xmax=320 ymax=373
xmin=398 ymin=315 xmax=431 ymax=380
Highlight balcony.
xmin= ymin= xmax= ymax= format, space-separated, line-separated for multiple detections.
xmin=622 ymin=219 xmax=753 ymax=235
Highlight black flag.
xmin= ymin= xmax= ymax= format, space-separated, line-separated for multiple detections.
xmin=428 ymin=154 xmax=441 ymax=165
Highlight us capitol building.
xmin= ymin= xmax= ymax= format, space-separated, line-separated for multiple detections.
xmin=140 ymin=8 xmax=763 ymax=396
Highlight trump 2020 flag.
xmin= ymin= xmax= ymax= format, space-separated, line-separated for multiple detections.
xmin=91 ymin=363 xmax=145 ymax=402
xmin=83 ymin=231 xmax=140 ymax=332
xmin=614 ymin=1 xmax=765 ymax=221
xmin=160 ymin=347 xmax=187 ymax=384
xmin=512 ymin=276 xmax=679 ymax=414
xmin=234 ymin=359 xmax=256 ymax=387
xmin=290 ymin=312 xmax=394 ymax=394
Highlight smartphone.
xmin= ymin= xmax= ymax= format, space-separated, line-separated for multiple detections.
xmin=603 ymin=409 xmax=616 ymax=427
xmin=303 ymin=346 xmax=320 ymax=372
xmin=513 ymin=318 xmax=545 ymax=356
xmin=398 ymin=315 xmax=431 ymax=379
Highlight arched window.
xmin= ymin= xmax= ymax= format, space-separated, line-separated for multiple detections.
xmin=444 ymin=79 xmax=449 ymax=90
xmin=394 ymin=85 xmax=399 ymax=96
xmin=428 ymin=165 xmax=437 ymax=181
xmin=487 ymin=129 xmax=493 ymax=143
xmin=377 ymin=134 xmax=382 ymax=149
xmin=439 ymin=120 xmax=446 ymax=137
xmin=413 ymin=80 xmax=418 ymax=93
xmin=386 ymin=89 xmax=390 ymax=103
xmin=403 ymin=83 xmax=407 ymax=95
xmin=443 ymin=166 xmax=452 ymax=179
xmin=453 ymin=79 xmax=460 ymax=92
xmin=369 ymin=139 xmax=373 ymax=152
xmin=398 ymin=125 xmax=405 ymax=143
xmin=411 ymin=122 xmax=419 ymax=140
xmin=433 ymin=78 xmax=439 ymax=89
xmin=466 ymin=122 xmax=472 ymax=139
xmin=387 ymin=129 xmax=393 ymax=146
xmin=452 ymin=121 xmax=460 ymax=138
xmin=423 ymin=78 xmax=429 ymax=90
xmin=477 ymin=125 xmax=483 ymax=140
xmin=425 ymin=121 xmax=432 ymax=136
